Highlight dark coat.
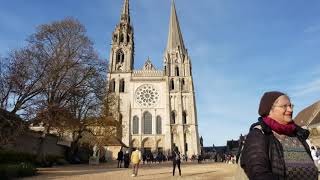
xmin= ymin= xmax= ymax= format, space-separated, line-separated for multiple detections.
xmin=123 ymin=153 xmax=130 ymax=168
xmin=172 ymin=150 xmax=181 ymax=162
xmin=241 ymin=117 xmax=313 ymax=180
xmin=117 ymin=151 xmax=123 ymax=160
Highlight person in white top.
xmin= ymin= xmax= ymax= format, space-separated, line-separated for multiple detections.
xmin=311 ymin=146 xmax=320 ymax=166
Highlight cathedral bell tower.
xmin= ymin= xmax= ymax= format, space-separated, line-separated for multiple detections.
xmin=106 ymin=0 xmax=134 ymax=146
xmin=109 ymin=0 xmax=134 ymax=73
xmin=164 ymin=0 xmax=191 ymax=78
xmin=164 ymin=0 xmax=200 ymax=156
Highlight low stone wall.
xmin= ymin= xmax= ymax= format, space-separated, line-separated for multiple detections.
xmin=4 ymin=131 xmax=66 ymax=157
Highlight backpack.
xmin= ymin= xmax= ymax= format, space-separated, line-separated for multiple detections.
xmin=175 ymin=151 xmax=181 ymax=161
xmin=235 ymin=124 xmax=270 ymax=180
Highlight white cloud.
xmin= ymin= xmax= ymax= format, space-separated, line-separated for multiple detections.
xmin=304 ymin=24 xmax=320 ymax=33
xmin=291 ymin=78 xmax=320 ymax=97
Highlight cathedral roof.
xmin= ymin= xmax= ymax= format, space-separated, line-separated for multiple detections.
xmin=294 ymin=100 xmax=320 ymax=127
xmin=166 ymin=0 xmax=186 ymax=54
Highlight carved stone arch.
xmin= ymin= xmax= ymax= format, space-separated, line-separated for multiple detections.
xmin=171 ymin=126 xmax=178 ymax=135
xmin=116 ymin=49 xmax=125 ymax=64
xmin=143 ymin=111 xmax=152 ymax=134
xmin=119 ymin=79 xmax=125 ymax=92
xmin=182 ymin=111 xmax=187 ymax=124
xmin=141 ymin=137 xmax=148 ymax=145
xmin=127 ymin=34 xmax=130 ymax=43
xmin=184 ymin=126 xmax=191 ymax=134
xmin=170 ymin=111 xmax=176 ymax=124
xmin=181 ymin=78 xmax=186 ymax=90
xmin=156 ymin=115 xmax=162 ymax=134
xmin=170 ymin=52 xmax=177 ymax=62
xmin=109 ymin=79 xmax=115 ymax=92
xmin=156 ymin=138 xmax=161 ymax=145
xmin=142 ymin=137 xmax=154 ymax=148
xmin=170 ymin=79 xmax=175 ymax=90
xmin=113 ymin=33 xmax=118 ymax=42
xmin=175 ymin=66 xmax=179 ymax=76
xmin=119 ymin=113 xmax=123 ymax=122
xmin=156 ymin=138 xmax=163 ymax=148
xmin=119 ymin=33 xmax=124 ymax=43
xmin=132 ymin=115 xmax=139 ymax=134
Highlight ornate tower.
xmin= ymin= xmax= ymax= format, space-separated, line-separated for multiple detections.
xmin=164 ymin=0 xmax=200 ymax=156
xmin=108 ymin=0 xmax=134 ymax=73
xmin=106 ymin=0 xmax=134 ymax=146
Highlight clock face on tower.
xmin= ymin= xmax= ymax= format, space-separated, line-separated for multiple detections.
xmin=135 ymin=84 xmax=159 ymax=107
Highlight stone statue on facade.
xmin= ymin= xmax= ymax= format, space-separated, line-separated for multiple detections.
xmin=143 ymin=57 xmax=155 ymax=70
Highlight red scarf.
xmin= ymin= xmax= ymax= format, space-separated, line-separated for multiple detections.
xmin=263 ymin=116 xmax=296 ymax=136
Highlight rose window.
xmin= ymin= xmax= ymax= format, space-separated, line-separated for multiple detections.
xmin=135 ymin=84 xmax=159 ymax=107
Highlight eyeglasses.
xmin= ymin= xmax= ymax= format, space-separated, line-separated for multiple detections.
xmin=273 ymin=104 xmax=294 ymax=110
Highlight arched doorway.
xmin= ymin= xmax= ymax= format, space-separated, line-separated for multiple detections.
xmin=142 ymin=138 xmax=154 ymax=154
xmin=156 ymin=139 xmax=163 ymax=153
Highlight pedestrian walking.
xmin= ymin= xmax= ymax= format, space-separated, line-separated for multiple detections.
xmin=131 ymin=148 xmax=141 ymax=177
xmin=240 ymin=91 xmax=318 ymax=179
xmin=117 ymin=149 xmax=123 ymax=168
xmin=123 ymin=150 xmax=130 ymax=168
xmin=172 ymin=146 xmax=181 ymax=176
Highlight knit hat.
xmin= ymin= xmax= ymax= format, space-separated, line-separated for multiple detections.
xmin=258 ymin=91 xmax=285 ymax=117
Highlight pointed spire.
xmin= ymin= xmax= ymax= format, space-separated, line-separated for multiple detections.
xmin=120 ymin=0 xmax=130 ymax=23
xmin=166 ymin=0 xmax=186 ymax=53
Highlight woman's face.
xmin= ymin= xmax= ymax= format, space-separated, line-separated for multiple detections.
xmin=269 ymin=95 xmax=293 ymax=125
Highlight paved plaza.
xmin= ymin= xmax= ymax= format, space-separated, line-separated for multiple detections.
xmin=22 ymin=162 xmax=237 ymax=180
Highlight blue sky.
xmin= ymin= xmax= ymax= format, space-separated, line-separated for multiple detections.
xmin=1 ymin=0 xmax=320 ymax=146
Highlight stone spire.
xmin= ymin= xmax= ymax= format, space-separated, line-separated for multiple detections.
xmin=166 ymin=0 xmax=186 ymax=54
xmin=108 ymin=0 xmax=134 ymax=72
xmin=120 ymin=0 xmax=130 ymax=23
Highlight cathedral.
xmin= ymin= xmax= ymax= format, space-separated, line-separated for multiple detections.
xmin=106 ymin=0 xmax=200 ymax=157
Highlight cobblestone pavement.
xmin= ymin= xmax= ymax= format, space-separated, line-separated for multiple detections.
xmin=22 ymin=161 xmax=237 ymax=180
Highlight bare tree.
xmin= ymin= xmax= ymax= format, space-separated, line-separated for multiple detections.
xmin=1 ymin=17 xmax=118 ymax=163
xmin=62 ymin=60 xmax=109 ymax=159
xmin=22 ymin=17 xmax=100 ymax=130
xmin=0 ymin=56 xmax=12 ymax=109
xmin=16 ymin=18 xmax=106 ymax=163
xmin=6 ymin=48 xmax=47 ymax=114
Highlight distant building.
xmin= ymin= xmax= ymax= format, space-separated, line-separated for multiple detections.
xmin=226 ymin=139 xmax=240 ymax=155
xmin=294 ymin=100 xmax=320 ymax=147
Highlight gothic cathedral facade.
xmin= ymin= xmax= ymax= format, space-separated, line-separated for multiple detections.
xmin=107 ymin=0 xmax=200 ymax=157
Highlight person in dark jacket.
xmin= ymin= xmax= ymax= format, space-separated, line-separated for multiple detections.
xmin=172 ymin=146 xmax=181 ymax=176
xmin=241 ymin=91 xmax=318 ymax=180
xmin=123 ymin=150 xmax=130 ymax=168
xmin=117 ymin=149 xmax=123 ymax=168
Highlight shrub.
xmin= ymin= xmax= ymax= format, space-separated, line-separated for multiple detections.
xmin=0 ymin=150 xmax=36 ymax=164
xmin=0 ymin=150 xmax=65 ymax=167
xmin=0 ymin=162 xmax=37 ymax=179
xmin=56 ymin=158 xmax=68 ymax=165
